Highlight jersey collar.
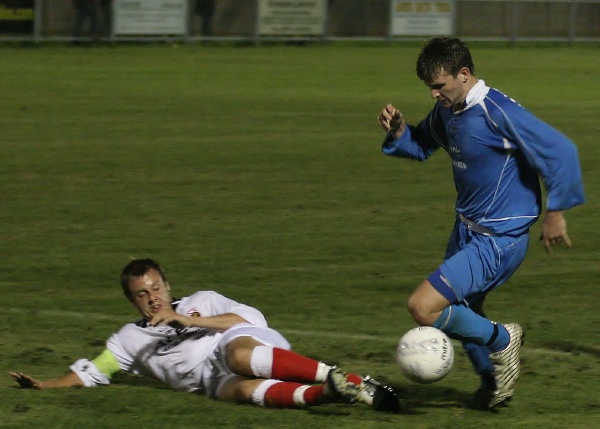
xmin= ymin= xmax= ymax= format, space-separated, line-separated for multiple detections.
xmin=454 ymin=79 xmax=489 ymax=114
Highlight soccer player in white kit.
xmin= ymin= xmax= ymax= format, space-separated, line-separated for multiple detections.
xmin=9 ymin=258 xmax=400 ymax=412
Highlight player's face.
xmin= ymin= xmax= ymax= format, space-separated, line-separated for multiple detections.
xmin=425 ymin=68 xmax=469 ymax=109
xmin=127 ymin=268 xmax=173 ymax=319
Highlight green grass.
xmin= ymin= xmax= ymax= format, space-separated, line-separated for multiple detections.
xmin=0 ymin=42 xmax=599 ymax=429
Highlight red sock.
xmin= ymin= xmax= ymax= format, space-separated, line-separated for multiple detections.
xmin=270 ymin=348 xmax=320 ymax=382
xmin=264 ymin=382 xmax=326 ymax=408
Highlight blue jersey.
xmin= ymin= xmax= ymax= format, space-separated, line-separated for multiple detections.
xmin=382 ymin=80 xmax=585 ymax=236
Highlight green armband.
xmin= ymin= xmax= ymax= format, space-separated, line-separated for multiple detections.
xmin=91 ymin=348 xmax=120 ymax=379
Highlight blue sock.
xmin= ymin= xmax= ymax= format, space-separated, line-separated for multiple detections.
xmin=463 ymin=342 xmax=496 ymax=390
xmin=433 ymin=304 xmax=509 ymax=352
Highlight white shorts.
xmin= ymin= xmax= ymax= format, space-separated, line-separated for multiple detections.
xmin=202 ymin=323 xmax=291 ymax=397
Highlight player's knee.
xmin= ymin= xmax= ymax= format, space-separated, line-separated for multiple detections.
xmin=218 ymin=376 xmax=260 ymax=404
xmin=407 ymin=297 xmax=435 ymax=326
xmin=225 ymin=344 xmax=253 ymax=375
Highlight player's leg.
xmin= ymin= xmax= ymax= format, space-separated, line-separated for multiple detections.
xmin=411 ymin=226 xmax=529 ymax=349
xmin=216 ymin=375 xmax=332 ymax=408
xmin=409 ymin=289 xmax=499 ymax=400
xmin=226 ymin=334 xmax=365 ymax=401
xmin=407 ymin=220 xmax=511 ymax=349
xmin=214 ymin=329 xmax=335 ymax=408
xmin=410 ymin=227 xmax=528 ymax=409
xmin=233 ymin=342 xmax=400 ymax=411
xmin=458 ymin=234 xmax=528 ymax=409
xmin=222 ymin=334 xmax=354 ymax=408
xmin=222 ymin=330 xmax=332 ymax=383
xmin=461 ymin=298 xmax=497 ymax=396
xmin=408 ymin=279 xmax=520 ymax=410
xmin=407 ymin=280 xmax=510 ymax=351
xmin=220 ymin=326 xmax=401 ymax=412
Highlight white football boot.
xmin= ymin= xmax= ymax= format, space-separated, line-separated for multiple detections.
xmin=486 ymin=323 xmax=524 ymax=409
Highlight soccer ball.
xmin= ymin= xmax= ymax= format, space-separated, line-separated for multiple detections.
xmin=396 ymin=326 xmax=454 ymax=384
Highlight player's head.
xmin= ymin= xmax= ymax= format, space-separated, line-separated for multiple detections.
xmin=416 ymin=37 xmax=474 ymax=83
xmin=120 ymin=258 xmax=169 ymax=301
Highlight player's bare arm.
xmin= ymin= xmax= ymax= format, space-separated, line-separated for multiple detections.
xmin=378 ymin=104 xmax=405 ymax=139
xmin=9 ymin=370 xmax=84 ymax=389
xmin=149 ymin=307 xmax=248 ymax=332
xmin=540 ymin=210 xmax=572 ymax=254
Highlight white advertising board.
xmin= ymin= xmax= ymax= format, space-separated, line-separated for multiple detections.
xmin=257 ymin=0 xmax=327 ymax=36
xmin=113 ymin=0 xmax=187 ymax=36
xmin=390 ymin=0 xmax=455 ymax=36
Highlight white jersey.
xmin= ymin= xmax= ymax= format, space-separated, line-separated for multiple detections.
xmin=71 ymin=291 xmax=280 ymax=394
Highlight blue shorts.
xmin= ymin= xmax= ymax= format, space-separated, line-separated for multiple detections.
xmin=428 ymin=219 xmax=529 ymax=305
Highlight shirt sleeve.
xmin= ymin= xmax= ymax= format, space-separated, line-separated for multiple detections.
xmin=105 ymin=325 xmax=140 ymax=373
xmin=489 ymin=97 xmax=585 ymax=211
xmin=186 ymin=291 xmax=268 ymax=328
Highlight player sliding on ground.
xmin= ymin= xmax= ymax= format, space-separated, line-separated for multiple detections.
xmin=377 ymin=37 xmax=584 ymax=410
xmin=9 ymin=258 xmax=400 ymax=413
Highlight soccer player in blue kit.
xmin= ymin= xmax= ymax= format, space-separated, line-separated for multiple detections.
xmin=377 ymin=37 xmax=584 ymax=410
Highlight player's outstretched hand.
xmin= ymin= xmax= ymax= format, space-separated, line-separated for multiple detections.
xmin=540 ymin=210 xmax=572 ymax=254
xmin=9 ymin=371 xmax=42 ymax=389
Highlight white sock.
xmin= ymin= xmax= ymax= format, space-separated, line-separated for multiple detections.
xmin=249 ymin=345 xmax=274 ymax=378
xmin=251 ymin=379 xmax=281 ymax=406
xmin=315 ymin=362 xmax=332 ymax=382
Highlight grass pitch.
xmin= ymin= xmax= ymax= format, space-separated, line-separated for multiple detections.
xmin=0 ymin=42 xmax=599 ymax=429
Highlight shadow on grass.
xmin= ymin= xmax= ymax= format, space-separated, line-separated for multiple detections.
xmin=111 ymin=372 xmax=171 ymax=389
xmin=308 ymin=384 xmax=473 ymax=418
xmin=114 ymin=376 xmax=475 ymax=415
xmin=394 ymin=385 xmax=472 ymax=414
xmin=113 ymin=375 xmax=474 ymax=413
